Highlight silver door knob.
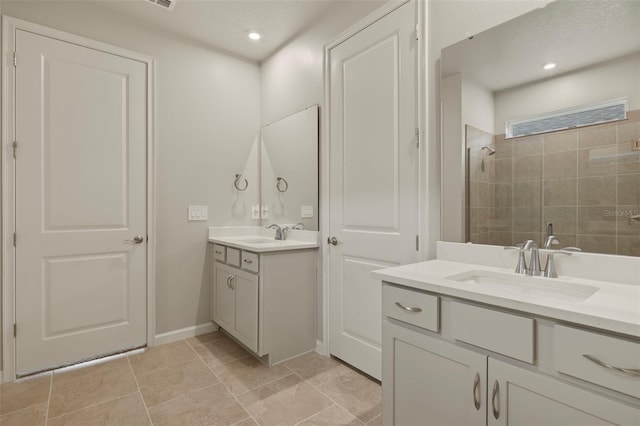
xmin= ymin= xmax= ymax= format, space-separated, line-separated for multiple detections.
xmin=327 ymin=237 xmax=338 ymax=245
xmin=125 ymin=235 xmax=144 ymax=244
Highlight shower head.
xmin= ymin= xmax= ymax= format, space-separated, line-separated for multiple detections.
xmin=481 ymin=146 xmax=496 ymax=156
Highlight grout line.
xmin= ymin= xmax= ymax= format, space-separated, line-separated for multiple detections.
xmin=305 ymin=373 xmax=367 ymax=425
xmin=292 ymin=403 xmax=338 ymax=426
xmin=127 ymin=357 xmax=154 ymax=426
xmin=45 ymin=392 xmax=140 ymax=422
xmin=44 ymin=373 xmax=53 ymax=425
xmin=232 ymin=369 xmax=295 ymax=398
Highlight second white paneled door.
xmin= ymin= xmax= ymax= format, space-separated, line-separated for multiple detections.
xmin=328 ymin=0 xmax=419 ymax=379
xmin=14 ymin=28 xmax=148 ymax=375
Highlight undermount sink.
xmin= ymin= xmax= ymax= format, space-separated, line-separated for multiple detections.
xmin=236 ymin=237 xmax=277 ymax=244
xmin=446 ymin=270 xmax=599 ymax=302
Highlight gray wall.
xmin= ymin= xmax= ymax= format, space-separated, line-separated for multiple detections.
xmin=1 ymin=1 xmax=261 ymax=338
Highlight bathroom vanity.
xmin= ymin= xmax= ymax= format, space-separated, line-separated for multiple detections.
xmin=375 ymin=242 xmax=640 ymax=425
xmin=208 ymin=227 xmax=318 ymax=365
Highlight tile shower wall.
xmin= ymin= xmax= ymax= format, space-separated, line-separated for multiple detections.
xmin=467 ymin=109 xmax=640 ymax=256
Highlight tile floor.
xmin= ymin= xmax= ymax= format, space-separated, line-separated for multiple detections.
xmin=0 ymin=331 xmax=382 ymax=425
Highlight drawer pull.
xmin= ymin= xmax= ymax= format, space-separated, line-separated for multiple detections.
xmin=583 ymin=354 xmax=640 ymax=377
xmin=243 ymin=259 xmax=253 ymax=264
xmin=491 ymin=380 xmax=500 ymax=419
xmin=215 ymin=250 xmax=222 ymax=254
xmin=395 ymin=302 xmax=422 ymax=313
xmin=472 ymin=372 xmax=481 ymax=410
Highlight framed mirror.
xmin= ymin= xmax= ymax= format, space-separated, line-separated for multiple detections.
xmin=441 ymin=0 xmax=640 ymax=256
xmin=260 ymin=105 xmax=319 ymax=230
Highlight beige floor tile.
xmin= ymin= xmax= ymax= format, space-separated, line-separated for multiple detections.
xmin=366 ymin=414 xmax=382 ymax=426
xmin=0 ymin=374 xmax=51 ymax=416
xmin=191 ymin=336 xmax=251 ymax=368
xmin=53 ymin=356 xmax=129 ymax=384
xmin=137 ymin=359 xmax=219 ymax=407
xmin=186 ymin=331 xmax=227 ymax=347
xmin=0 ymin=402 xmax=47 ymax=426
xmin=236 ymin=374 xmax=333 ymax=426
xmin=284 ymin=352 xmax=352 ymax=387
xmin=128 ymin=341 xmax=198 ymax=376
xmin=317 ymin=370 xmax=381 ymax=423
xmin=48 ymin=365 xmax=138 ymax=418
xmin=212 ymin=356 xmax=291 ymax=396
xmin=297 ymin=404 xmax=363 ymax=426
xmin=233 ymin=417 xmax=258 ymax=426
xmin=47 ymin=393 xmax=149 ymax=426
xmin=148 ymin=383 xmax=249 ymax=426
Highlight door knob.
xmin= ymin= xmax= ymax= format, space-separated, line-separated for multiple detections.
xmin=125 ymin=235 xmax=144 ymax=244
xmin=327 ymin=237 xmax=338 ymax=245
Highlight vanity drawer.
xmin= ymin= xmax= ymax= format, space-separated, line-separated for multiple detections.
xmin=451 ymin=302 xmax=535 ymax=363
xmin=383 ymin=284 xmax=439 ymax=332
xmin=226 ymin=247 xmax=241 ymax=267
xmin=212 ymin=244 xmax=226 ymax=262
xmin=553 ymin=325 xmax=640 ymax=399
xmin=241 ymin=251 xmax=259 ymax=273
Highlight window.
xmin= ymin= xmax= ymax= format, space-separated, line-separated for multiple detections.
xmin=505 ymin=98 xmax=627 ymax=138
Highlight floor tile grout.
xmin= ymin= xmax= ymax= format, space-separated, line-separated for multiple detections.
xmin=127 ymin=357 xmax=154 ymax=426
xmin=292 ymin=403 xmax=338 ymax=426
xmin=45 ymin=391 xmax=141 ymax=423
xmin=44 ymin=372 xmax=53 ymax=426
xmin=299 ymin=372 xmax=367 ymax=424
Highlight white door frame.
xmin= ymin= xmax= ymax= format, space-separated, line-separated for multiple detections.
xmin=1 ymin=16 xmax=157 ymax=382
xmin=320 ymin=0 xmax=426 ymax=355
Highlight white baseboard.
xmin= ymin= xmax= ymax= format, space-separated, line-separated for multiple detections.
xmin=154 ymin=322 xmax=219 ymax=346
xmin=315 ymin=339 xmax=327 ymax=355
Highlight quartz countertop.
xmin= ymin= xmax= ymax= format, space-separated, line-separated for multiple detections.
xmin=208 ymin=226 xmax=318 ymax=253
xmin=373 ymin=258 xmax=640 ymax=338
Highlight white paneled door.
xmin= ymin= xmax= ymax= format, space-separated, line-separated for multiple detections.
xmin=14 ymin=29 xmax=148 ymax=375
xmin=328 ymin=0 xmax=419 ymax=379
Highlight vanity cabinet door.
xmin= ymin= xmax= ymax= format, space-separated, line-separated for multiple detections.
xmin=383 ymin=320 xmax=487 ymax=426
xmin=233 ymin=271 xmax=258 ymax=352
xmin=213 ymin=262 xmax=235 ymax=331
xmin=487 ymin=358 xmax=640 ymax=426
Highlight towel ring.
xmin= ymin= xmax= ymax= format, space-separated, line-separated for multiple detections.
xmin=234 ymin=174 xmax=248 ymax=192
xmin=276 ymin=177 xmax=289 ymax=193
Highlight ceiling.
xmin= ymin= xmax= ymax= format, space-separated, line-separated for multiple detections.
xmin=441 ymin=0 xmax=640 ymax=92
xmin=98 ymin=0 xmax=349 ymax=62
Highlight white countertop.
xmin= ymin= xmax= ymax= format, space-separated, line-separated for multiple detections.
xmin=208 ymin=226 xmax=319 ymax=253
xmin=373 ymin=259 xmax=640 ymax=338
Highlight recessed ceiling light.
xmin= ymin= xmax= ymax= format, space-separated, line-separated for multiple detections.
xmin=543 ymin=62 xmax=557 ymax=70
xmin=247 ymin=31 xmax=262 ymax=41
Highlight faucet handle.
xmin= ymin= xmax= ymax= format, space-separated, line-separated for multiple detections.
xmin=544 ymin=249 xmax=574 ymax=278
xmin=560 ymin=246 xmax=582 ymax=252
xmin=504 ymin=243 xmax=527 ymax=274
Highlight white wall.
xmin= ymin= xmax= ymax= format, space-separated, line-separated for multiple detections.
xmin=431 ymin=0 xmax=549 ymax=244
xmin=463 ymin=74 xmax=495 ymax=134
xmin=495 ymin=53 xmax=640 ymax=132
xmin=1 ymin=1 xmax=261 ymax=336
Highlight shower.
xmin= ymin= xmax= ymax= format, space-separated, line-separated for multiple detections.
xmin=481 ymin=145 xmax=496 ymax=156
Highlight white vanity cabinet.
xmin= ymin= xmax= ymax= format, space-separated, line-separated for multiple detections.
xmin=210 ymin=242 xmax=317 ymax=365
xmin=382 ymin=283 xmax=640 ymax=426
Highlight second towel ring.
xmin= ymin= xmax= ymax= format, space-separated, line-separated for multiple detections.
xmin=234 ymin=174 xmax=248 ymax=191
xmin=276 ymin=177 xmax=289 ymax=193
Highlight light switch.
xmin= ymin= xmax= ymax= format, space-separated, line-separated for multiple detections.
xmin=251 ymin=204 xmax=260 ymax=220
xmin=301 ymin=205 xmax=314 ymax=218
xmin=188 ymin=205 xmax=208 ymax=221
xmin=261 ymin=204 xmax=269 ymax=219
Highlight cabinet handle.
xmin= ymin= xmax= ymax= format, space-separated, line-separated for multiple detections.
xmin=226 ymin=275 xmax=232 ymax=289
xmin=395 ymin=302 xmax=422 ymax=313
xmin=491 ymin=380 xmax=500 ymax=419
xmin=229 ymin=276 xmax=235 ymax=290
xmin=243 ymin=259 xmax=253 ymax=264
xmin=583 ymin=354 xmax=640 ymax=377
xmin=473 ymin=372 xmax=481 ymax=410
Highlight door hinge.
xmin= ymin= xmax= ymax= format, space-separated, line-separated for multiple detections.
xmin=415 ymin=24 xmax=421 ymax=41
xmin=415 ymin=235 xmax=419 ymax=251
xmin=13 ymin=232 xmax=16 ymax=247
xmin=12 ymin=141 xmax=17 ymax=159
xmin=13 ymin=323 xmax=17 ymax=337
xmin=13 ymin=52 xmax=17 ymax=67
xmin=415 ymin=128 xmax=420 ymax=148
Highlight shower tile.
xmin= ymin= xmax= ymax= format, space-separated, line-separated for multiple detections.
xmin=617 ymin=236 xmax=640 ymax=256
xmin=577 ymin=176 xmax=616 ymax=206
xmin=543 ymin=130 xmax=577 ymax=153
xmin=576 ymin=235 xmax=616 ymax=255
xmin=512 ymin=135 xmax=543 ymax=157
xmin=495 ymin=158 xmax=512 ymax=181
xmin=543 ymin=179 xmax=577 ymax=207
xmin=543 ymin=151 xmax=577 ymax=179
xmin=494 ymin=208 xmax=513 ymax=232
xmin=617 ymin=120 xmax=640 ymax=144
xmin=577 ymin=206 xmax=616 ymax=235
xmin=617 ymin=173 xmax=640 ymax=205
xmin=513 ymin=207 xmax=542 ymax=233
xmin=616 ymin=206 xmax=640 ymax=236
xmin=543 ymin=207 xmax=577 ymax=234
xmin=492 ymin=231 xmax=514 ymax=246
xmin=617 ymin=141 xmax=640 ymax=174
xmin=513 ymin=181 xmax=541 ymax=207
xmin=578 ymin=124 xmax=616 ymax=149
xmin=494 ymin=134 xmax=512 ymax=159
xmin=553 ymin=233 xmax=577 ymax=249
xmin=495 ymin=183 xmax=512 ymax=207
xmin=512 ymin=232 xmax=543 ymax=247
xmin=513 ymin=155 xmax=542 ymax=181
xmin=578 ymin=146 xmax=617 ymax=177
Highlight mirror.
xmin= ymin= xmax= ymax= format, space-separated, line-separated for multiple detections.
xmin=441 ymin=0 xmax=640 ymax=256
xmin=260 ymin=105 xmax=319 ymax=230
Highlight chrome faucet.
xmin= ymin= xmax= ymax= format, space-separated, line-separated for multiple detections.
xmin=522 ymin=240 xmax=542 ymax=276
xmin=292 ymin=223 xmax=305 ymax=230
xmin=266 ymin=224 xmax=285 ymax=240
xmin=544 ymin=247 xmax=582 ymax=278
